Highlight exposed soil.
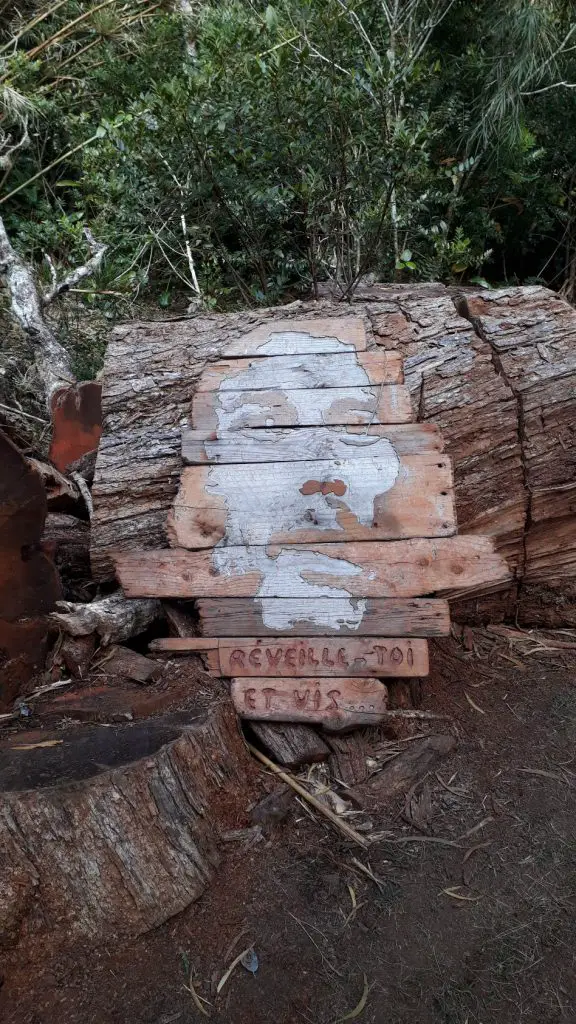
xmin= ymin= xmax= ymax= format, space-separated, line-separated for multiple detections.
xmin=2 ymin=628 xmax=576 ymax=1024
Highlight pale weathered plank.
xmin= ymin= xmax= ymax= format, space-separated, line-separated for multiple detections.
xmin=196 ymin=351 xmax=403 ymax=393
xmin=195 ymin=597 xmax=450 ymax=636
xmin=115 ymin=536 xmax=511 ymax=599
xmin=170 ymin=455 xmax=456 ymax=548
xmin=150 ymin=636 xmax=428 ymax=677
xmin=182 ymin=423 xmax=444 ymax=465
xmin=191 ymin=384 xmax=413 ymax=432
xmin=221 ymin=317 xmax=367 ymax=356
xmin=231 ymin=676 xmax=389 ymax=730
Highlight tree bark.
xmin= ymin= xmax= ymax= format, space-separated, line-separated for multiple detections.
xmin=90 ymin=286 xmax=576 ymax=625
xmin=0 ymin=703 xmax=254 ymax=952
xmin=50 ymin=590 xmax=161 ymax=644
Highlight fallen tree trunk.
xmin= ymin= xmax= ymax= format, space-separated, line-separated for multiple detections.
xmin=0 ymin=704 xmax=254 ymax=952
xmin=90 ymin=286 xmax=576 ymax=625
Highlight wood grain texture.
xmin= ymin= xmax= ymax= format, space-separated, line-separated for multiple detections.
xmin=222 ymin=317 xmax=367 ymax=356
xmin=152 ymin=636 xmax=428 ymax=677
xmin=191 ymin=384 xmax=413 ymax=433
xmin=182 ymin=423 xmax=444 ymax=465
xmin=197 ymin=351 xmax=402 ymax=392
xmin=231 ymin=676 xmax=389 ymax=730
xmin=249 ymin=721 xmax=330 ymax=767
xmin=115 ymin=536 xmax=511 ymax=599
xmin=195 ymin=597 xmax=450 ymax=636
xmin=170 ymin=455 xmax=456 ymax=548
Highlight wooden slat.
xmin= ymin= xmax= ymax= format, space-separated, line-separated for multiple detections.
xmin=195 ymin=597 xmax=450 ymax=637
xmin=170 ymin=455 xmax=456 ymax=548
xmin=197 ymin=351 xmax=402 ymax=393
xmin=231 ymin=676 xmax=389 ymax=730
xmin=150 ymin=636 xmax=428 ymax=677
xmin=115 ymin=536 xmax=511 ymax=599
xmin=249 ymin=722 xmax=330 ymax=767
xmin=222 ymin=317 xmax=367 ymax=356
xmin=182 ymin=423 xmax=444 ymax=465
xmin=191 ymin=384 xmax=413 ymax=432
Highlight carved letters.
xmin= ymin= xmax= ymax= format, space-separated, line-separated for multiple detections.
xmin=230 ymin=676 xmax=389 ymax=730
xmin=217 ymin=637 xmax=428 ymax=677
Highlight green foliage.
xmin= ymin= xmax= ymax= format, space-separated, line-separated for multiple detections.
xmin=1 ymin=0 xmax=576 ymax=332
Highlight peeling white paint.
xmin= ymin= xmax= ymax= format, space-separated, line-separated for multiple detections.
xmin=209 ymin=347 xmax=399 ymax=630
xmin=255 ymin=331 xmax=356 ymax=355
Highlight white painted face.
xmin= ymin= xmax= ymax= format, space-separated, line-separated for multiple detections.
xmin=208 ymin=341 xmax=401 ymax=632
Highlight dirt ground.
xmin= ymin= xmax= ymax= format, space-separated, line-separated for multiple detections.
xmin=2 ymin=627 xmax=576 ymax=1024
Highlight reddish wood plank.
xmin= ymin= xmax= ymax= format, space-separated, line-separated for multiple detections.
xmin=169 ymin=455 xmax=456 ymax=548
xmin=114 ymin=536 xmax=511 ymax=599
xmin=195 ymin=598 xmax=450 ymax=637
xmin=150 ymin=636 xmax=428 ymax=677
xmin=191 ymin=384 xmax=413 ymax=432
xmin=182 ymin=423 xmax=444 ymax=465
xmin=197 ymin=351 xmax=402 ymax=392
xmin=222 ymin=317 xmax=367 ymax=356
xmin=231 ymin=676 xmax=389 ymax=731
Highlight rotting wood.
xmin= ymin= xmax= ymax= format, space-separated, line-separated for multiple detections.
xmin=196 ymin=351 xmax=403 ymax=392
xmin=357 ymin=734 xmax=457 ymax=805
xmin=191 ymin=384 xmax=413 ymax=433
xmin=182 ymin=423 xmax=444 ymax=465
xmin=96 ymin=645 xmax=163 ymax=684
xmin=114 ymin=536 xmax=511 ymax=601
xmin=170 ymin=455 xmax=456 ymax=548
xmin=249 ymin=721 xmax=330 ymax=768
xmin=50 ymin=590 xmax=161 ymax=644
xmin=234 ymin=677 xmax=388 ymax=731
xmin=151 ymin=636 xmax=429 ymax=678
xmin=0 ymin=704 xmax=254 ymax=950
xmin=221 ymin=317 xmax=367 ymax=356
xmin=195 ymin=597 xmax=450 ymax=637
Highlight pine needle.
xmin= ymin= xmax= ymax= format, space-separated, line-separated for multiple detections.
xmin=335 ymin=975 xmax=370 ymax=1021
xmin=464 ymin=691 xmax=486 ymax=714
xmin=184 ymin=972 xmax=211 ymax=1018
xmin=216 ymin=944 xmax=254 ymax=995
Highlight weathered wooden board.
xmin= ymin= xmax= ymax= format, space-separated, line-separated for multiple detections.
xmin=197 ymin=351 xmax=402 ymax=393
xmin=151 ymin=636 xmax=428 ymax=677
xmin=191 ymin=384 xmax=413 ymax=432
xmin=249 ymin=721 xmax=330 ymax=767
xmin=182 ymin=423 xmax=444 ymax=465
xmin=231 ymin=676 xmax=389 ymax=731
xmin=221 ymin=317 xmax=367 ymax=356
xmin=195 ymin=597 xmax=450 ymax=636
xmin=115 ymin=536 xmax=511 ymax=600
xmin=170 ymin=455 xmax=456 ymax=548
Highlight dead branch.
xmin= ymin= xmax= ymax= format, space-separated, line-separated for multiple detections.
xmin=50 ymin=590 xmax=162 ymax=644
xmin=42 ymin=228 xmax=107 ymax=305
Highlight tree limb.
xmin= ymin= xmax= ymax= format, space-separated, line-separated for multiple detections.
xmin=42 ymin=228 xmax=107 ymax=305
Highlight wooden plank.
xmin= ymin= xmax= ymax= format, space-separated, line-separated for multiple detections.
xmin=249 ymin=722 xmax=330 ymax=768
xmin=191 ymin=384 xmax=413 ymax=432
xmin=115 ymin=536 xmax=511 ymax=600
xmin=195 ymin=597 xmax=450 ymax=637
xmin=170 ymin=455 xmax=456 ymax=548
xmin=231 ymin=676 xmax=389 ymax=731
xmin=222 ymin=317 xmax=367 ymax=356
xmin=196 ymin=351 xmax=402 ymax=393
xmin=182 ymin=423 xmax=444 ymax=465
xmin=151 ymin=636 xmax=429 ymax=677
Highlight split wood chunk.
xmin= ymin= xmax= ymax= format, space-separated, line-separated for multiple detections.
xmin=97 ymin=645 xmax=163 ymax=684
xmin=249 ymin=722 xmax=330 ymax=768
xmin=195 ymin=597 xmax=450 ymax=637
xmin=182 ymin=423 xmax=444 ymax=465
xmin=115 ymin=536 xmax=512 ymax=600
xmin=191 ymin=384 xmax=413 ymax=432
xmin=221 ymin=317 xmax=367 ymax=356
xmin=197 ymin=351 xmax=403 ymax=392
xmin=170 ymin=455 xmax=456 ymax=548
xmin=0 ymin=705 xmax=253 ymax=950
xmin=231 ymin=676 xmax=389 ymax=731
xmin=151 ymin=636 xmax=429 ymax=678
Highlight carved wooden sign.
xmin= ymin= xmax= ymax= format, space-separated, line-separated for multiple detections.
xmin=119 ymin=315 xmax=510 ymax=732
xmin=230 ymin=676 xmax=389 ymax=731
xmin=151 ymin=636 xmax=429 ymax=677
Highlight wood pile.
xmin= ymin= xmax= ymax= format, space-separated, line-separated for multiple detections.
xmin=0 ymin=283 xmax=574 ymax=955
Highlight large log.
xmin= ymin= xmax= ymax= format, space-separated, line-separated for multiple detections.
xmin=91 ymin=287 xmax=576 ymax=624
xmin=0 ymin=704 xmax=253 ymax=951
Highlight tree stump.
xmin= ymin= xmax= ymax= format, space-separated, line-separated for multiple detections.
xmin=0 ymin=704 xmax=254 ymax=952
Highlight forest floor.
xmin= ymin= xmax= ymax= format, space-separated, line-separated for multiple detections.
xmin=2 ymin=628 xmax=576 ymax=1024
